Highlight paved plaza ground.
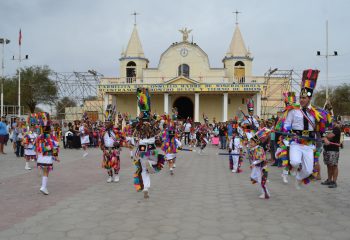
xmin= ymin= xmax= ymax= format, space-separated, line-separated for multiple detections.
xmin=0 ymin=141 xmax=350 ymax=240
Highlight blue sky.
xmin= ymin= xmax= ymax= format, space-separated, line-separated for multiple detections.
xmin=1 ymin=0 xmax=349 ymax=87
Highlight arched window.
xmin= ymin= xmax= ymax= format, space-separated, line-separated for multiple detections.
xmin=126 ymin=61 xmax=136 ymax=83
xmin=234 ymin=61 xmax=245 ymax=83
xmin=178 ymin=64 xmax=190 ymax=78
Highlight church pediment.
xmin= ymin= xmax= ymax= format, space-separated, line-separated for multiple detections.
xmin=165 ymin=76 xmax=199 ymax=85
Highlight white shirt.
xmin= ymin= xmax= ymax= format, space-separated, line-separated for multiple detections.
xmin=284 ymin=107 xmax=315 ymax=131
xmin=229 ymin=137 xmax=242 ymax=153
xmin=103 ymin=130 xmax=116 ymax=148
xmin=242 ymin=116 xmax=259 ymax=129
xmin=184 ymin=123 xmax=192 ymax=133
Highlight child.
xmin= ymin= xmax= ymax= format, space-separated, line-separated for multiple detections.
xmin=162 ymin=127 xmax=182 ymax=175
xmin=36 ymin=112 xmax=60 ymax=195
xmin=275 ymin=136 xmax=291 ymax=184
xmin=249 ymin=128 xmax=270 ymax=199
xmin=228 ymin=130 xmax=242 ymax=173
xmin=22 ymin=120 xmax=38 ymax=170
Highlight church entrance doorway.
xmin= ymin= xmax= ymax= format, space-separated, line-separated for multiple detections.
xmin=173 ymin=97 xmax=194 ymax=120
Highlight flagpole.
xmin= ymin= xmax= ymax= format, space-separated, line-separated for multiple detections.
xmin=18 ymin=30 xmax=21 ymax=117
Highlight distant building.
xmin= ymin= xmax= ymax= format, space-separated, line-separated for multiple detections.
xmin=97 ymin=21 xmax=288 ymax=122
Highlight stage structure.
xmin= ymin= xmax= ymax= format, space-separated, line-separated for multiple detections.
xmin=261 ymin=69 xmax=301 ymax=119
xmin=52 ymin=71 xmax=104 ymax=121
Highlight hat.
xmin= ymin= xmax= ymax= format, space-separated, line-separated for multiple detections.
xmin=300 ymin=69 xmax=319 ymax=98
xmin=247 ymin=98 xmax=254 ymax=112
xmin=283 ymin=92 xmax=296 ymax=106
xmin=104 ymin=104 xmax=116 ymax=123
xmin=251 ymin=127 xmax=270 ymax=144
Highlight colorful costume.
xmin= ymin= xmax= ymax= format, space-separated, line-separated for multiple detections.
xmin=241 ymin=98 xmax=259 ymax=140
xmin=277 ymin=70 xmax=332 ymax=187
xmin=249 ymin=128 xmax=270 ymax=199
xmin=162 ymin=127 xmax=182 ymax=175
xmin=36 ymin=112 xmax=60 ymax=195
xmin=100 ymin=104 xmax=122 ymax=183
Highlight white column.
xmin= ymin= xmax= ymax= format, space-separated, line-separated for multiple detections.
xmin=195 ymin=93 xmax=199 ymax=122
xmin=103 ymin=94 xmax=109 ymax=121
xmin=222 ymin=92 xmax=228 ymax=122
xmin=255 ymin=92 xmax=261 ymax=117
xmin=164 ymin=93 xmax=169 ymax=114
xmin=111 ymin=95 xmax=117 ymax=107
xmin=137 ymin=99 xmax=140 ymax=117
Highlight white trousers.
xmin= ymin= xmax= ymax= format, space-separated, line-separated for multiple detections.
xmin=232 ymin=154 xmax=239 ymax=170
xmin=289 ymin=143 xmax=314 ymax=181
xmin=140 ymin=158 xmax=151 ymax=191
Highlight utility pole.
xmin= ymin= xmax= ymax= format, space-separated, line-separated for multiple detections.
xmin=13 ymin=29 xmax=28 ymax=117
xmin=317 ymin=20 xmax=338 ymax=107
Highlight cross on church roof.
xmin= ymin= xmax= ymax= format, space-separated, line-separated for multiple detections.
xmin=131 ymin=11 xmax=140 ymax=25
xmin=233 ymin=10 xmax=241 ymax=25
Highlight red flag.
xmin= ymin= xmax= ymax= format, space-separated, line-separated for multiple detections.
xmin=19 ymin=29 xmax=22 ymax=46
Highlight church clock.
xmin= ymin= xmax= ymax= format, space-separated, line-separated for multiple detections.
xmin=180 ymin=48 xmax=188 ymax=57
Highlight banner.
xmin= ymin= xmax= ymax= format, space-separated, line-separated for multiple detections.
xmin=99 ymin=83 xmax=263 ymax=93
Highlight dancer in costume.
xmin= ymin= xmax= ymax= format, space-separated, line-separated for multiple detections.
xmin=274 ymin=92 xmax=296 ymax=183
xmin=241 ymin=98 xmax=259 ymax=140
xmin=275 ymin=136 xmax=291 ymax=183
xmin=228 ymin=130 xmax=242 ymax=173
xmin=79 ymin=113 xmax=90 ymax=157
xmin=279 ymin=69 xmax=332 ymax=189
xmin=123 ymin=124 xmax=136 ymax=160
xmin=100 ymin=104 xmax=122 ymax=183
xmin=22 ymin=114 xmax=39 ymax=170
xmin=249 ymin=128 xmax=271 ymax=199
xmin=162 ymin=125 xmax=182 ymax=175
xmin=36 ymin=112 xmax=60 ymax=195
xmin=198 ymin=125 xmax=209 ymax=155
xmin=134 ymin=88 xmax=164 ymax=199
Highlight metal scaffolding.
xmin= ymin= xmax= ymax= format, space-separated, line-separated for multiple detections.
xmin=51 ymin=71 xmax=104 ymax=120
xmin=261 ymin=69 xmax=301 ymax=119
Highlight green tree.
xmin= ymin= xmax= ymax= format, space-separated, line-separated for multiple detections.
xmin=56 ymin=97 xmax=77 ymax=120
xmin=14 ymin=65 xmax=58 ymax=113
xmin=313 ymin=84 xmax=350 ymax=115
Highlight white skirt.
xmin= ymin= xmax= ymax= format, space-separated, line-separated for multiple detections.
xmin=80 ymin=135 xmax=90 ymax=144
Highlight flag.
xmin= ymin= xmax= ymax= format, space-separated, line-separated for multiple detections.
xmin=19 ymin=29 xmax=22 ymax=46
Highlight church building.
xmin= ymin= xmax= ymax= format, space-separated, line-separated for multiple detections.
xmin=99 ymin=20 xmax=284 ymax=122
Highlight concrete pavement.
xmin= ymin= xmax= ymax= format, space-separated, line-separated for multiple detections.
xmin=0 ymin=142 xmax=350 ymax=240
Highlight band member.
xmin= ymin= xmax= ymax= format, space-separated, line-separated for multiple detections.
xmin=241 ymin=98 xmax=259 ymax=140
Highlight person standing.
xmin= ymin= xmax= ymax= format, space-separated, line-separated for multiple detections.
xmin=321 ymin=121 xmax=341 ymax=188
xmin=61 ymin=122 xmax=69 ymax=149
xmin=183 ymin=119 xmax=191 ymax=146
xmin=0 ymin=116 xmax=8 ymax=154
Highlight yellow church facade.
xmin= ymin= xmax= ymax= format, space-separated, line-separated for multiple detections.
xmin=99 ymin=23 xmax=284 ymax=122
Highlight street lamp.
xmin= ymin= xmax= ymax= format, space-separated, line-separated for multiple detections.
xmin=316 ymin=20 xmax=338 ymax=106
xmin=0 ymin=38 xmax=10 ymax=117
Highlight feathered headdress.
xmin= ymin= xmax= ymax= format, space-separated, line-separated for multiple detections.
xmin=283 ymin=92 xmax=296 ymax=106
xmin=27 ymin=113 xmax=38 ymax=126
xmin=137 ymin=87 xmax=151 ymax=121
xmin=37 ymin=112 xmax=51 ymax=127
xmin=104 ymin=104 xmax=116 ymax=123
xmin=251 ymin=127 xmax=270 ymax=144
